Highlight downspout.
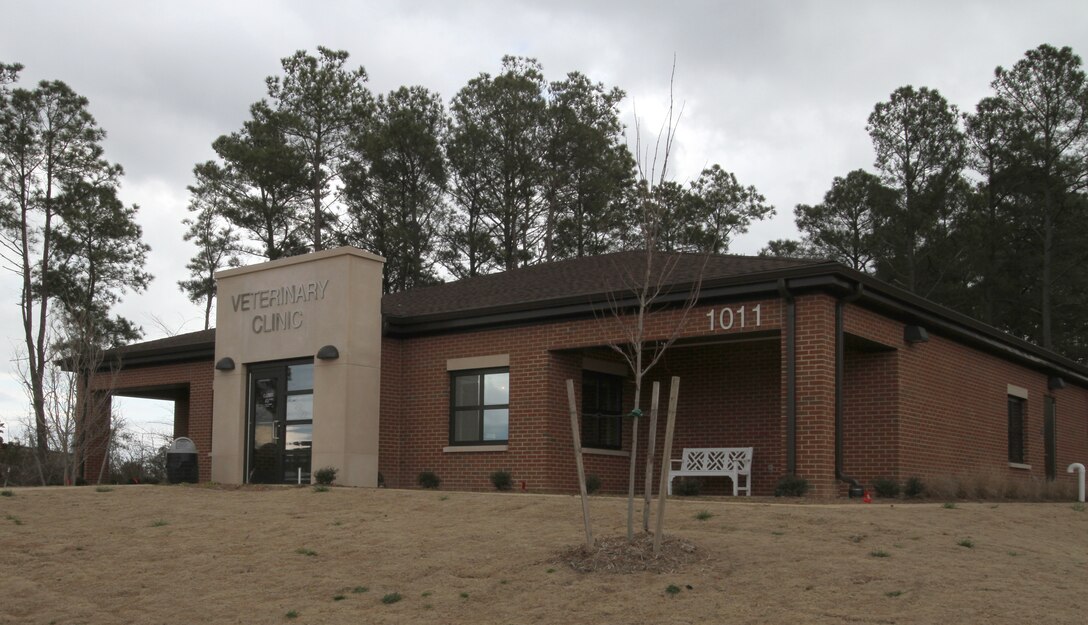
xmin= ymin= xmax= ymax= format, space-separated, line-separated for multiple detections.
xmin=778 ymin=279 xmax=796 ymax=475
xmin=837 ymin=283 xmax=865 ymax=496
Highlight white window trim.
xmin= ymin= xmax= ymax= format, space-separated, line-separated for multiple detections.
xmin=443 ymin=445 xmax=508 ymax=453
xmin=1008 ymin=462 xmax=1032 ymax=470
xmin=1007 ymin=384 xmax=1029 ymax=399
xmin=582 ymin=447 xmax=629 ymax=457
xmin=447 ymin=354 xmax=509 ymax=371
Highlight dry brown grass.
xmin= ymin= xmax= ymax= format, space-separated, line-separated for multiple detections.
xmin=921 ymin=471 xmax=1077 ymax=501
xmin=1 ymin=484 xmax=1086 ymax=624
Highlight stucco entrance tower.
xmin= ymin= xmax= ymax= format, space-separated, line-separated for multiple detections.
xmin=210 ymin=248 xmax=385 ymax=487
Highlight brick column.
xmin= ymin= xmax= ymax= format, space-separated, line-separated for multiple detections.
xmin=793 ymin=295 xmax=837 ymax=496
xmin=81 ymin=391 xmax=113 ymax=484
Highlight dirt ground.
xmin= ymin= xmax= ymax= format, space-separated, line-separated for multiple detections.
xmin=1 ymin=485 xmax=1085 ymax=625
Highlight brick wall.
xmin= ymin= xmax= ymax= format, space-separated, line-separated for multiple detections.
xmin=81 ymin=290 xmax=1088 ymax=498
xmin=85 ymin=360 xmax=215 ymax=482
xmin=844 ymin=303 xmax=1088 ymax=490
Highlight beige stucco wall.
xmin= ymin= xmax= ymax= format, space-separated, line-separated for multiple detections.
xmin=210 ymin=247 xmax=385 ymax=486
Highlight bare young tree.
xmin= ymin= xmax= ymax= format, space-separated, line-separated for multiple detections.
xmin=15 ymin=315 xmax=121 ymax=485
xmin=599 ymin=60 xmax=707 ymax=541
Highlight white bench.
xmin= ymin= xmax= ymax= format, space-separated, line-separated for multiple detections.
xmin=668 ymin=447 xmax=753 ymax=496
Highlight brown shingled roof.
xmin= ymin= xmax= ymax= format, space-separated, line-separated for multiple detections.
xmin=382 ymin=250 xmax=820 ymax=320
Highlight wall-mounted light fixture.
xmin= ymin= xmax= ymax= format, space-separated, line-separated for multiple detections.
xmin=316 ymin=345 xmax=340 ymax=360
xmin=215 ymin=357 xmax=236 ymax=371
xmin=1048 ymin=376 xmax=1066 ymax=391
xmin=903 ymin=325 xmax=929 ymax=344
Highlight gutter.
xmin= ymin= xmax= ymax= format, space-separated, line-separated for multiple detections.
xmin=836 ymin=283 xmax=865 ymax=496
xmin=778 ymin=279 xmax=796 ymax=475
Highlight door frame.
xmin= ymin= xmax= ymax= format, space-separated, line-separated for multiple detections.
xmin=245 ymin=358 xmax=315 ymax=484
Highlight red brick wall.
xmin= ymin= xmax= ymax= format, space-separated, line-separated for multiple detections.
xmin=844 ymin=304 xmax=1088 ymax=490
xmin=380 ymin=298 xmax=785 ymax=494
xmin=841 ymin=349 xmax=899 ymax=486
xmin=82 ymin=291 xmax=1088 ymax=499
xmin=792 ymin=295 xmax=837 ymax=496
xmin=86 ymin=360 xmax=215 ymax=482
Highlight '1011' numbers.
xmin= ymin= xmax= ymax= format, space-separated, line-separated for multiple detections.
xmin=706 ymin=304 xmax=761 ymax=331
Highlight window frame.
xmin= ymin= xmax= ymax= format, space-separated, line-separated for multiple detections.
xmin=448 ymin=367 xmax=509 ymax=446
xmin=581 ymin=370 xmax=624 ymax=450
xmin=1008 ymin=394 xmax=1026 ymax=465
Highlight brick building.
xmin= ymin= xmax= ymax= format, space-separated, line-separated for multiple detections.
xmin=83 ymin=247 xmax=1088 ymax=497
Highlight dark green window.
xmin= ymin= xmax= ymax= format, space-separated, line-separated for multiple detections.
xmin=582 ymin=371 xmax=623 ymax=449
xmin=450 ymin=368 xmax=509 ymax=445
xmin=1008 ymin=395 xmax=1025 ymax=464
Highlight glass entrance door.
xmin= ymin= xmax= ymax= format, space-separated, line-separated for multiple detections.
xmin=247 ymin=361 xmax=314 ymax=484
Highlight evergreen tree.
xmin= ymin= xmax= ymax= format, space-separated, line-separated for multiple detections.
xmin=344 ymin=86 xmax=448 ymax=293
xmin=794 ymin=169 xmax=895 ymax=271
xmin=194 ymin=102 xmax=309 ymax=260
xmin=867 ymin=86 xmax=966 ymax=294
xmin=178 ymin=200 xmax=240 ymax=330
xmin=447 ymin=56 xmax=547 ymax=271
xmin=266 ymin=47 xmax=372 ymax=250
xmin=989 ymin=44 xmax=1088 ymax=350
xmin=544 ymin=72 xmax=635 ymax=260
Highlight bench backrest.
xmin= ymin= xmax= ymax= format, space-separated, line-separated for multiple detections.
xmin=680 ymin=447 xmax=752 ymax=474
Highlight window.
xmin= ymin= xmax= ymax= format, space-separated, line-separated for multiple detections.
xmin=450 ymin=368 xmax=509 ymax=445
xmin=1008 ymin=395 xmax=1025 ymax=464
xmin=582 ymin=371 xmax=623 ymax=449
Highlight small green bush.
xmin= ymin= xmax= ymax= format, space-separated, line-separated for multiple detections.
xmin=490 ymin=469 xmax=512 ymax=491
xmin=313 ymin=466 xmax=338 ymax=486
xmin=95 ymin=486 xmax=113 ymax=493
xmin=312 ymin=484 xmax=329 ymax=492
xmin=872 ymin=478 xmax=900 ymax=498
xmin=694 ymin=510 xmax=713 ymax=521
xmin=665 ymin=584 xmax=681 ymax=595
xmin=285 ymin=609 xmax=299 ymax=619
xmin=957 ymin=538 xmax=974 ymax=548
xmin=381 ymin=592 xmax=402 ymax=605
xmin=672 ymin=478 xmax=702 ymax=497
xmin=584 ymin=474 xmax=601 ymax=494
xmin=870 ymin=549 xmax=890 ymax=558
xmin=0 ymin=490 xmax=13 ymax=497
xmin=418 ymin=471 xmax=441 ymax=489
xmin=904 ymin=476 xmax=925 ymax=498
xmin=774 ymin=474 xmax=809 ymax=497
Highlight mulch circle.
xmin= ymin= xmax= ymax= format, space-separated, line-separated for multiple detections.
xmin=557 ymin=533 xmax=708 ymax=574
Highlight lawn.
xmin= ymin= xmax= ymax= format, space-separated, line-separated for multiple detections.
xmin=0 ymin=485 xmax=1085 ymax=624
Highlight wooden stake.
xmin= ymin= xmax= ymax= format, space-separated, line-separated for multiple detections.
xmin=642 ymin=381 xmax=661 ymax=532
xmin=653 ymin=376 xmax=680 ymax=556
xmin=567 ymin=379 xmax=593 ymax=549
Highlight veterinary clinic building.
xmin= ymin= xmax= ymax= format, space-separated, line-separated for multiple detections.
xmin=82 ymin=247 xmax=1088 ymax=497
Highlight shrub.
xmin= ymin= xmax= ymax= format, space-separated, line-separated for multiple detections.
xmin=774 ymin=474 xmax=809 ymax=497
xmin=0 ymin=490 xmax=12 ymax=497
xmin=904 ymin=476 xmax=925 ymax=498
xmin=584 ymin=474 xmax=601 ymax=494
xmin=381 ymin=592 xmax=402 ymax=605
xmin=418 ymin=471 xmax=441 ymax=489
xmin=872 ymin=478 xmax=900 ymax=498
xmin=489 ymin=469 xmax=512 ymax=491
xmin=870 ymin=549 xmax=890 ymax=558
xmin=694 ymin=510 xmax=713 ymax=521
xmin=672 ymin=478 xmax=702 ymax=497
xmin=313 ymin=467 xmax=338 ymax=486
xmin=312 ymin=484 xmax=329 ymax=493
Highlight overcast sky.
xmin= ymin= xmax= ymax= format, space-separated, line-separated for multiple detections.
xmin=2 ymin=0 xmax=1086 ymax=438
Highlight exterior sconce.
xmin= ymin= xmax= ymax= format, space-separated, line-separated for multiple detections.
xmin=316 ymin=345 xmax=340 ymax=360
xmin=1049 ymin=376 xmax=1066 ymax=391
xmin=903 ymin=325 xmax=929 ymax=344
xmin=215 ymin=357 xmax=236 ymax=371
